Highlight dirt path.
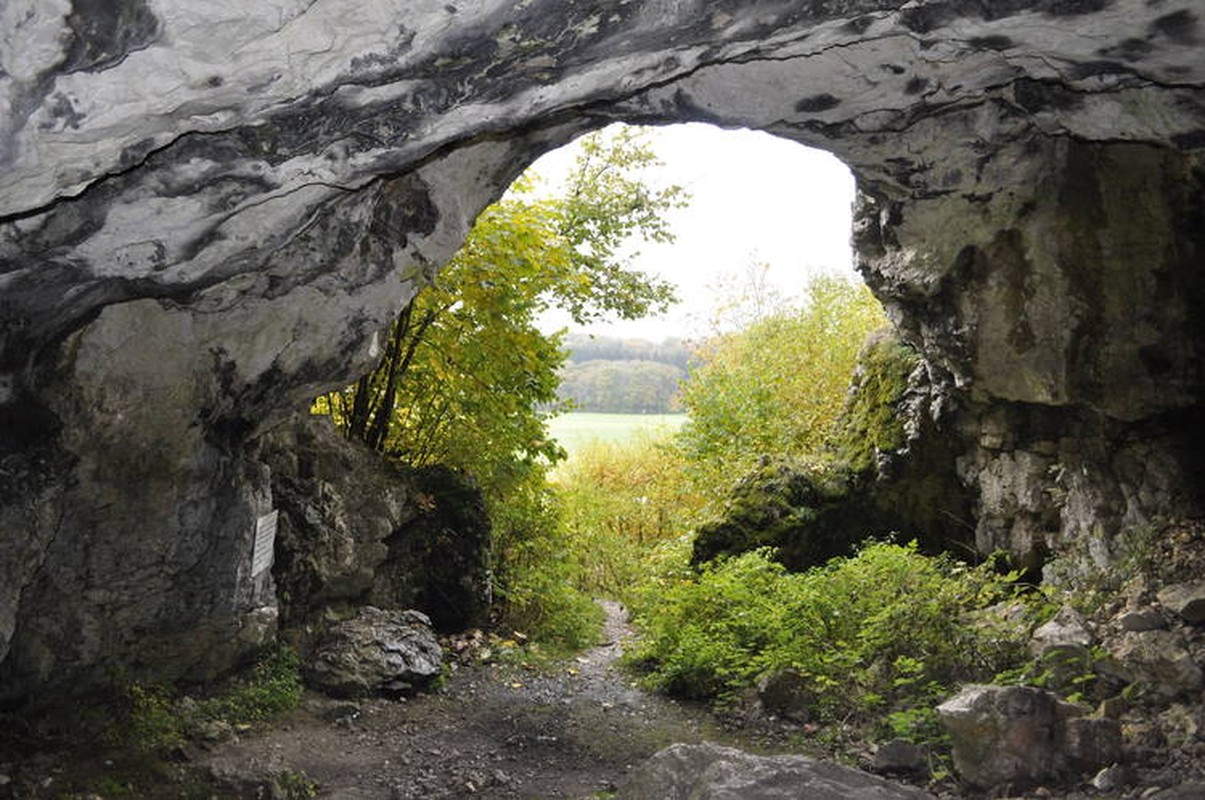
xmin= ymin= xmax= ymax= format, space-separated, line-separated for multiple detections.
xmin=202 ymin=602 xmax=771 ymax=799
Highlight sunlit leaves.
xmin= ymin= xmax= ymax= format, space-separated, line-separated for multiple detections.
xmin=676 ymin=276 xmax=887 ymax=488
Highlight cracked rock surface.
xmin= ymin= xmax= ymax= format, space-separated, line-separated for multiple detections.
xmin=1 ymin=0 xmax=1204 ymax=701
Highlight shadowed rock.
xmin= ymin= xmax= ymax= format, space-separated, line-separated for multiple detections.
xmin=616 ymin=741 xmax=934 ymax=800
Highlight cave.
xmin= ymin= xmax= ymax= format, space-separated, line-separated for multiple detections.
xmin=1 ymin=1 xmax=1203 ymax=708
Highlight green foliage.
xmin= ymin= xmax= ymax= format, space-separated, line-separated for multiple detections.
xmin=314 ymin=125 xmax=687 ymax=648
xmin=273 ymin=769 xmax=319 ymax=799
xmin=489 ymin=470 xmax=604 ymax=651
xmin=558 ymin=334 xmax=691 ymax=413
xmin=120 ymin=683 xmax=186 ymax=756
xmin=554 ymin=432 xmax=705 ymax=602
xmin=677 ymin=277 xmax=886 ymax=493
xmin=563 ymin=333 xmax=692 ymax=370
xmin=559 ymin=359 xmax=685 ymax=413
xmin=626 ymin=543 xmax=1032 ymax=721
xmin=116 ymin=646 xmax=303 ymax=757
xmin=197 ymin=645 xmax=304 ymax=724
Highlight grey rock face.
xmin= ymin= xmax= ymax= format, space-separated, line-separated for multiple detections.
xmin=1108 ymin=630 xmax=1205 ymax=699
xmin=616 ymin=741 xmax=934 ymax=800
xmin=305 ymin=606 xmax=442 ymax=699
xmin=1 ymin=0 xmax=1204 ymax=702
xmin=258 ymin=415 xmax=491 ymax=632
xmin=1158 ymin=583 xmax=1205 ymax=626
xmin=936 ymin=684 xmax=1121 ymax=789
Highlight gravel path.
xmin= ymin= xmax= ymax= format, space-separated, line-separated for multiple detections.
xmin=201 ymin=601 xmax=762 ymax=799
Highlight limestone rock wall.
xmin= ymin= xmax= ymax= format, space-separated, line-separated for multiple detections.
xmin=1 ymin=0 xmax=1204 ymax=702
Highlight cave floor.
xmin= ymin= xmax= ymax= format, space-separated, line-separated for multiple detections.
xmin=191 ymin=601 xmax=1154 ymax=800
xmin=200 ymin=600 xmax=787 ymax=798
xmin=3 ymin=600 xmax=1171 ymax=799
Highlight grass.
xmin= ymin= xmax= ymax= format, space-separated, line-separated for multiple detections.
xmin=548 ymin=412 xmax=687 ymax=457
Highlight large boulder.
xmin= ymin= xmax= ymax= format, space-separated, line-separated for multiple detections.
xmin=1158 ymin=582 xmax=1205 ymax=626
xmin=936 ymin=685 xmax=1121 ymax=790
xmin=1106 ymin=630 xmax=1204 ymax=700
xmin=616 ymin=742 xmax=934 ymax=800
xmin=260 ymin=415 xmax=491 ymax=632
xmin=304 ymin=606 xmax=443 ymax=699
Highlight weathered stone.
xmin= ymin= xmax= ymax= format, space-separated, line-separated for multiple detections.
xmin=936 ymin=684 xmax=1121 ymax=789
xmin=616 ymin=742 xmax=934 ymax=800
xmin=1062 ymin=716 xmax=1123 ymax=774
xmin=936 ymin=685 xmax=1058 ymax=789
xmin=259 ymin=415 xmax=491 ymax=632
xmin=1148 ymin=784 xmax=1205 ymax=800
xmin=1117 ymin=608 xmax=1165 ymax=633
xmin=1157 ymin=582 xmax=1205 ymax=626
xmin=1031 ymin=605 xmax=1094 ymax=657
xmin=1 ymin=0 xmax=1204 ymax=705
xmin=1090 ymin=765 xmax=1128 ymax=793
xmin=305 ymin=606 xmax=442 ymax=699
xmin=756 ymin=668 xmax=816 ymax=722
xmin=872 ymin=740 xmax=926 ymax=775
xmin=1109 ymin=630 xmax=1205 ymax=699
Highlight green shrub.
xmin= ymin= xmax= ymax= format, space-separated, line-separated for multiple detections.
xmin=198 ymin=645 xmax=304 ymax=723
xmin=554 ymin=432 xmax=704 ymax=603
xmin=490 ymin=474 xmax=604 ymax=651
xmin=627 ymin=542 xmax=1031 ymax=720
xmin=117 ymin=645 xmax=303 ymax=756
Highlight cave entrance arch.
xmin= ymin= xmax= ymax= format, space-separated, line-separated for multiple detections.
xmin=2 ymin=1 xmax=1202 ymax=704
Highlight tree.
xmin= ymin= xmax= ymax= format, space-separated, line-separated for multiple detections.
xmin=676 ymin=276 xmax=886 ymax=486
xmin=319 ymin=125 xmax=684 ymax=474
xmin=314 ymin=124 xmax=688 ymax=644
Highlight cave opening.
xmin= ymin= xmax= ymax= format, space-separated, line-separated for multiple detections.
xmin=0 ymin=6 xmax=1202 ymax=768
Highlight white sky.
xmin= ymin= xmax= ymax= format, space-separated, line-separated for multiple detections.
xmin=529 ymin=122 xmax=858 ymax=341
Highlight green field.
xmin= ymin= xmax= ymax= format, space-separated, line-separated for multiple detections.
xmin=547 ymin=412 xmax=688 ymax=456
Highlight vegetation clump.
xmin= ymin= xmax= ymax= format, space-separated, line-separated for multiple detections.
xmin=116 ymin=645 xmax=304 ymax=757
xmin=313 ymin=125 xmax=688 ymax=650
xmin=625 ymin=543 xmax=1032 ymax=718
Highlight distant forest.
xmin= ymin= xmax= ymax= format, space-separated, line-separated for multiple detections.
xmin=558 ymin=334 xmax=691 ymax=414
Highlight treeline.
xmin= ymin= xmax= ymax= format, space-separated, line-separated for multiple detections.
xmin=558 ymin=334 xmax=691 ymax=414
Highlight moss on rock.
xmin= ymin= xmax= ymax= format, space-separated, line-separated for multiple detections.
xmin=691 ymin=329 xmax=973 ymax=571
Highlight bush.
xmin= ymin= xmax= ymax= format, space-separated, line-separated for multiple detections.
xmin=117 ymin=646 xmax=303 ymax=756
xmin=554 ymin=432 xmax=704 ymax=602
xmin=626 ymin=542 xmax=1031 ymax=720
xmin=677 ymin=277 xmax=886 ymax=493
xmin=490 ymin=473 xmax=604 ymax=651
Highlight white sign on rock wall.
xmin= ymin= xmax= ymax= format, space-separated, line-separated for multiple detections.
xmin=251 ymin=510 xmax=278 ymax=577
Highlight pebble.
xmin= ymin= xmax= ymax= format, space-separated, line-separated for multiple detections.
xmin=1091 ymin=765 xmax=1128 ymax=792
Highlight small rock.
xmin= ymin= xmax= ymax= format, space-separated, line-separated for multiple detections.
xmin=1146 ymin=783 xmax=1205 ymax=799
xmin=1117 ymin=608 xmax=1165 ymax=632
xmin=1090 ymin=765 xmax=1128 ymax=792
xmin=1156 ymin=583 xmax=1205 ymax=625
xmin=1031 ymin=606 xmax=1094 ymax=657
xmin=873 ymin=739 xmax=926 ymax=773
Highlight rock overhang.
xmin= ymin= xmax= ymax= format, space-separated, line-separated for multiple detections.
xmin=0 ymin=0 xmax=1203 ymax=702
